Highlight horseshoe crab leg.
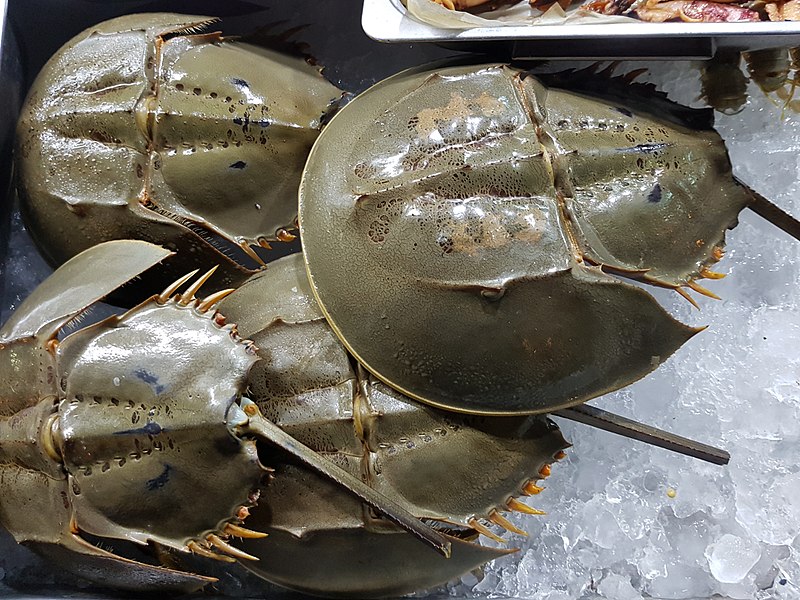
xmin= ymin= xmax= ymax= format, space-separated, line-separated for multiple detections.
xmin=236 ymin=399 xmax=453 ymax=559
xmin=554 ymin=404 xmax=730 ymax=466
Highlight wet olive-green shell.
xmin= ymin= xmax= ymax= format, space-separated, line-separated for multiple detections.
xmin=1 ymin=243 xmax=569 ymax=597
xmin=300 ymin=63 xmax=750 ymax=416
xmin=16 ymin=13 xmax=343 ymax=300
xmin=0 ymin=241 xmax=261 ymax=593
xmin=217 ymin=253 xmax=569 ymax=598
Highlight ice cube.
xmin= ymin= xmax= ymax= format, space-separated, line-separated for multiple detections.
xmin=706 ymin=533 xmax=762 ymax=584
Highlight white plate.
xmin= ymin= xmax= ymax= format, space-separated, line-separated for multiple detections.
xmin=363 ymin=0 xmax=800 ymax=58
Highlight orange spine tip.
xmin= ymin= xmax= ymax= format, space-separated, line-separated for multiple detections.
xmin=489 ymin=510 xmax=528 ymax=536
xmin=523 ymin=482 xmax=545 ymax=495
xmin=276 ymin=228 xmax=297 ymax=242
xmin=539 ymin=464 xmax=551 ymax=478
xmin=675 ymin=286 xmax=700 ymax=310
xmin=224 ymin=523 xmax=269 ymax=539
xmin=179 ymin=266 xmax=219 ymax=306
xmin=468 ymin=518 xmax=507 ymax=544
xmin=507 ymin=497 xmax=546 ymax=516
xmin=207 ymin=534 xmax=259 ymax=561
xmin=187 ymin=541 xmax=235 ymax=563
xmin=687 ymin=280 xmax=721 ymax=301
xmin=554 ymin=451 xmax=567 ymax=461
xmin=198 ymin=288 xmax=236 ymax=313
xmin=158 ymin=269 xmax=199 ymax=303
xmin=240 ymin=241 xmax=267 ymax=266
xmin=700 ymin=267 xmax=726 ymax=280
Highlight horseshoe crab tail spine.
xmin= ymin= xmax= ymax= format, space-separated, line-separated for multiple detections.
xmin=739 ymin=179 xmax=800 ymax=241
xmin=238 ymin=400 xmax=453 ymax=558
xmin=554 ymin=403 xmax=730 ymax=465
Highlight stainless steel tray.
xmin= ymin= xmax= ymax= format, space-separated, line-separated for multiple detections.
xmin=363 ymin=0 xmax=800 ymax=58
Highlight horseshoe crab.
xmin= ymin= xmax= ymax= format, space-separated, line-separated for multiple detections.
xmin=299 ymin=61 xmax=800 ymax=417
xmin=14 ymin=13 xmax=344 ymax=300
xmin=0 ymin=241 xmax=569 ymax=597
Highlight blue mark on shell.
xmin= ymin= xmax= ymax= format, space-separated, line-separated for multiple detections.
xmin=134 ymin=369 xmax=165 ymax=394
xmin=115 ymin=421 xmax=165 ymax=436
xmin=647 ymin=183 xmax=662 ymax=203
xmin=146 ymin=464 xmax=172 ymax=491
xmin=229 ymin=160 xmax=247 ymax=169
xmin=232 ymin=77 xmax=249 ymax=89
